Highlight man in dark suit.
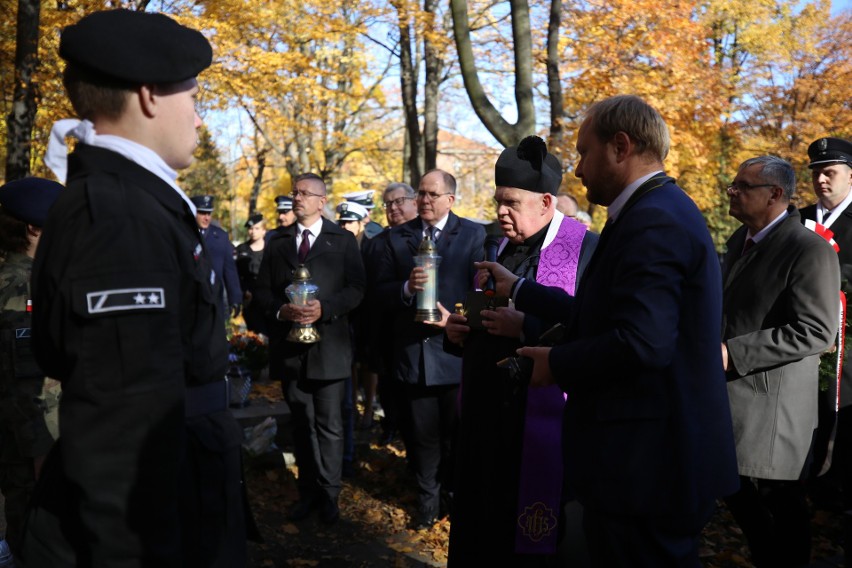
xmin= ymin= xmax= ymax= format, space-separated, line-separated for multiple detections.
xmin=23 ymin=9 xmax=250 ymax=566
xmin=254 ymin=173 xmax=365 ymax=525
xmin=799 ymin=138 xmax=852 ymax=515
xmin=191 ymin=195 xmax=242 ymax=318
xmin=721 ymin=155 xmax=839 ymax=567
xmin=481 ymin=95 xmax=740 ymax=567
xmin=374 ymin=169 xmax=486 ymax=529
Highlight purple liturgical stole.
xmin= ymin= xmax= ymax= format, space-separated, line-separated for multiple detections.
xmin=515 ymin=216 xmax=586 ymax=554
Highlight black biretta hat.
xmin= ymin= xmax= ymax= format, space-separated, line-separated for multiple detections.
xmin=59 ymin=9 xmax=213 ymax=84
xmin=494 ymin=136 xmax=562 ymax=195
xmin=808 ymin=137 xmax=852 ymax=169
xmin=0 ymin=178 xmax=64 ymax=227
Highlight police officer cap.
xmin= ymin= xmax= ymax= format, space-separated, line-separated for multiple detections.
xmin=0 ymin=177 xmax=63 ymax=227
xmin=808 ymin=137 xmax=852 ymax=169
xmin=59 ymin=9 xmax=213 ymax=84
xmin=190 ymin=195 xmax=214 ymax=212
xmin=336 ymin=201 xmax=369 ymax=222
xmin=495 ymin=136 xmax=563 ymax=195
xmin=343 ymin=190 xmax=375 ymax=209
xmin=275 ymin=196 xmax=294 ymax=212
xmin=245 ymin=214 xmax=264 ymax=228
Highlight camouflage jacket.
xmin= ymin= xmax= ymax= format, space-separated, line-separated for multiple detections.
xmin=0 ymin=252 xmax=55 ymax=459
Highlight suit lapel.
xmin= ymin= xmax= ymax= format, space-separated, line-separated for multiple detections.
xmin=437 ymin=212 xmax=460 ymax=252
xmin=277 ymin=227 xmax=299 ymax=268
xmin=305 ymin=219 xmax=340 ymax=262
xmin=399 ymin=218 xmax=422 ymax=255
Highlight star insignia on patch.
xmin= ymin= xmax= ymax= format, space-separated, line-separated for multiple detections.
xmin=87 ymin=288 xmax=166 ymax=314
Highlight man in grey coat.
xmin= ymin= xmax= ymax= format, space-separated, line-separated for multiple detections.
xmin=721 ymin=155 xmax=840 ymax=567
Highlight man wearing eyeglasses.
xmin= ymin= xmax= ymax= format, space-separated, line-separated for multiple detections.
xmin=721 ymin=155 xmax=840 ymax=567
xmin=374 ymin=169 xmax=486 ymax=529
xmin=254 ymin=172 xmax=365 ymax=525
xmin=383 ymin=183 xmax=419 ymax=228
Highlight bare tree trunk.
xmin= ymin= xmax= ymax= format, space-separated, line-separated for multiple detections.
xmin=249 ymin=148 xmax=268 ymax=216
xmin=546 ymin=0 xmax=565 ymax=161
xmin=5 ymin=0 xmax=41 ymax=181
xmin=398 ymin=0 xmax=423 ymax=187
xmin=421 ymin=0 xmax=442 ymax=174
xmin=449 ymin=0 xmax=536 ymax=147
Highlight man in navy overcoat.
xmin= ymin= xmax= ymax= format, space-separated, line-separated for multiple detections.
xmin=482 ymin=95 xmax=739 ymax=567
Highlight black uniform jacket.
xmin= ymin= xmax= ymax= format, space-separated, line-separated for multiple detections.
xmin=24 ymin=145 xmax=246 ymax=567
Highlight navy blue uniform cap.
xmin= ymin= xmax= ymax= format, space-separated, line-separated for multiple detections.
xmin=0 ymin=178 xmax=64 ymax=227
xmin=191 ymin=195 xmax=214 ymax=212
xmin=275 ymin=196 xmax=293 ymax=212
xmin=60 ymin=9 xmax=212 ymax=84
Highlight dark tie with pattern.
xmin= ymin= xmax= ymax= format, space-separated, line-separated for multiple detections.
xmin=298 ymin=229 xmax=311 ymax=263
xmin=742 ymin=238 xmax=755 ymax=254
xmin=427 ymin=225 xmax=438 ymax=242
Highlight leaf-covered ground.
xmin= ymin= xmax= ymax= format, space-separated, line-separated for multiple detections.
xmin=245 ymin=381 xmax=845 ymax=567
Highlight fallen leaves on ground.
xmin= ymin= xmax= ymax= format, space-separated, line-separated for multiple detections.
xmin=243 ymin=382 xmax=846 ymax=567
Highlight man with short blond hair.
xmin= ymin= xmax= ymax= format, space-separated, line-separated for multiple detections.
xmin=479 ymin=95 xmax=739 ymax=566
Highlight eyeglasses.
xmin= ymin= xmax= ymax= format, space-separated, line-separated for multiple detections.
xmin=383 ymin=196 xmax=415 ymax=209
xmin=416 ymin=190 xmax=451 ymax=201
xmin=290 ymin=190 xmax=325 ymax=199
xmin=725 ymin=181 xmax=776 ymax=195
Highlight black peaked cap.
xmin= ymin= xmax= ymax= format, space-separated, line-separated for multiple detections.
xmin=808 ymin=137 xmax=852 ymax=169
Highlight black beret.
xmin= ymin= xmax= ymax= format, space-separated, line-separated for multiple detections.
xmin=495 ymin=136 xmax=562 ymax=195
xmin=60 ymin=9 xmax=212 ymax=84
xmin=808 ymin=137 xmax=852 ymax=169
xmin=275 ymin=196 xmax=293 ymax=212
xmin=0 ymin=178 xmax=64 ymax=227
xmin=190 ymin=195 xmax=214 ymax=212
xmin=245 ymin=214 xmax=264 ymax=228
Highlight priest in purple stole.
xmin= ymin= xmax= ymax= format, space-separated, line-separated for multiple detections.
xmin=446 ymin=136 xmax=597 ymax=567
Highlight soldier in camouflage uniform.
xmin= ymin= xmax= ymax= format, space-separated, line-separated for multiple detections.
xmin=0 ymin=177 xmax=63 ymax=554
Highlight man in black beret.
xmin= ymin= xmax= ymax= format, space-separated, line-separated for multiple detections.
xmin=445 ymin=136 xmax=598 ymax=565
xmin=190 ymin=195 xmax=242 ymax=319
xmin=23 ymin=9 xmax=251 ymax=567
xmin=800 ymin=137 xmax=852 ymax=524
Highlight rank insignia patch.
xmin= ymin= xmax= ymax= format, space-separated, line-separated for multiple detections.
xmin=86 ymin=288 xmax=166 ymax=314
